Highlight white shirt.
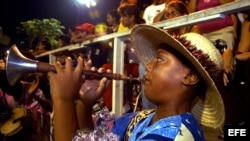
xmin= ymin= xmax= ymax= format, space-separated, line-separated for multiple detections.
xmin=143 ymin=3 xmax=166 ymax=24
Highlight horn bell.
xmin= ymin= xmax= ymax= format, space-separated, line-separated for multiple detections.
xmin=6 ymin=45 xmax=38 ymax=86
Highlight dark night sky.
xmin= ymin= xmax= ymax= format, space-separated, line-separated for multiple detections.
xmin=0 ymin=0 xmax=152 ymax=42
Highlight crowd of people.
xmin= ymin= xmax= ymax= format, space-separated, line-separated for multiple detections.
xmin=0 ymin=0 xmax=249 ymax=141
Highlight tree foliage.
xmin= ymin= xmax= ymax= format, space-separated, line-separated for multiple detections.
xmin=17 ymin=18 xmax=65 ymax=49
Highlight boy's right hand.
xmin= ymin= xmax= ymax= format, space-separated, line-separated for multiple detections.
xmin=78 ymin=67 xmax=109 ymax=107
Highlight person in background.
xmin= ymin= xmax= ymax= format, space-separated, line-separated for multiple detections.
xmin=0 ymin=56 xmax=20 ymax=141
xmin=0 ymin=51 xmax=52 ymax=141
xmin=163 ymin=0 xmax=201 ymax=35
xmin=187 ymin=0 xmax=238 ymax=85
xmin=55 ymin=34 xmax=75 ymax=66
xmin=57 ymin=34 xmax=71 ymax=48
xmin=0 ymin=55 xmax=18 ymax=123
xmin=106 ymin=9 xmax=120 ymax=34
xmin=69 ymin=23 xmax=96 ymax=44
xmin=69 ymin=23 xmax=106 ymax=68
xmin=153 ymin=0 xmax=188 ymax=23
xmin=118 ymin=4 xmax=145 ymax=30
xmin=143 ymin=0 xmax=166 ymax=24
xmin=98 ymin=49 xmax=140 ymax=112
xmin=119 ymin=0 xmax=138 ymax=6
xmin=0 ymin=55 xmax=5 ymax=70
xmin=117 ymin=0 xmax=139 ymax=32
xmin=118 ymin=4 xmax=146 ymax=111
xmin=234 ymin=9 xmax=250 ymax=127
xmin=215 ymin=10 xmax=250 ymax=140
xmin=48 ymin=24 xmax=225 ymax=141
xmin=19 ymin=73 xmax=52 ymax=141
xmin=32 ymin=37 xmax=52 ymax=63
xmin=118 ymin=4 xmax=145 ymax=64
xmin=32 ymin=37 xmax=52 ymax=56
xmin=236 ymin=11 xmax=250 ymax=61
xmin=0 ymin=53 xmax=23 ymax=104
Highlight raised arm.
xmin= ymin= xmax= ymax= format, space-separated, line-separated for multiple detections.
xmin=48 ymin=57 xmax=83 ymax=141
xmin=187 ymin=0 xmax=197 ymax=13
xmin=219 ymin=0 xmax=235 ymax=4
xmin=236 ymin=21 xmax=250 ymax=61
xmin=48 ymin=57 xmax=108 ymax=141
xmin=76 ymin=68 xmax=108 ymax=130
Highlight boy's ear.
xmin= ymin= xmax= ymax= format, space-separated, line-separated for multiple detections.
xmin=182 ymin=71 xmax=200 ymax=86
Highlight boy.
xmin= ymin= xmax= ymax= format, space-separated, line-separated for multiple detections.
xmin=48 ymin=24 xmax=225 ymax=141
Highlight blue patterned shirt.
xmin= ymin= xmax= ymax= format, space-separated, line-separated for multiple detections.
xmin=113 ymin=111 xmax=205 ymax=141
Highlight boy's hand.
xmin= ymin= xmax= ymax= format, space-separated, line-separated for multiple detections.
xmin=78 ymin=67 xmax=109 ymax=107
xmin=48 ymin=57 xmax=84 ymax=102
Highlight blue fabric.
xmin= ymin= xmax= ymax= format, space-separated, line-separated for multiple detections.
xmin=140 ymin=134 xmax=174 ymax=141
xmin=181 ymin=113 xmax=204 ymax=141
xmin=113 ymin=112 xmax=205 ymax=141
xmin=112 ymin=112 xmax=137 ymax=140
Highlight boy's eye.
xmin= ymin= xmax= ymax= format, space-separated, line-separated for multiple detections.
xmin=156 ymin=56 xmax=163 ymax=62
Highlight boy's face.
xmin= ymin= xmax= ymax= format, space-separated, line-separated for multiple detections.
xmin=143 ymin=48 xmax=190 ymax=104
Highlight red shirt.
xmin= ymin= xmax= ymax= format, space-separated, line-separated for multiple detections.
xmin=101 ymin=63 xmax=139 ymax=109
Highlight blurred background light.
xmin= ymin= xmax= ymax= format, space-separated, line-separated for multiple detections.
xmin=76 ymin=0 xmax=97 ymax=8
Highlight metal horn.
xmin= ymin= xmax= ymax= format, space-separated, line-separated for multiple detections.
xmin=6 ymin=45 xmax=141 ymax=86
xmin=6 ymin=45 xmax=55 ymax=86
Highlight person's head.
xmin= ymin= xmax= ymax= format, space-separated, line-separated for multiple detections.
xmin=119 ymin=0 xmax=138 ymax=6
xmin=36 ymin=37 xmax=52 ymax=51
xmin=107 ymin=9 xmax=120 ymax=27
xmin=131 ymin=24 xmax=225 ymax=128
xmin=57 ymin=34 xmax=70 ymax=48
xmin=153 ymin=0 xmax=167 ymax=5
xmin=74 ymin=23 xmax=95 ymax=38
xmin=118 ymin=4 xmax=145 ymax=29
xmin=164 ymin=0 xmax=188 ymax=19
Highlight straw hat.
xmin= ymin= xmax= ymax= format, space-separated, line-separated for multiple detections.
xmin=130 ymin=24 xmax=225 ymax=128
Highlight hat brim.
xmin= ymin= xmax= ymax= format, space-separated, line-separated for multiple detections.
xmin=130 ymin=24 xmax=225 ymax=128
